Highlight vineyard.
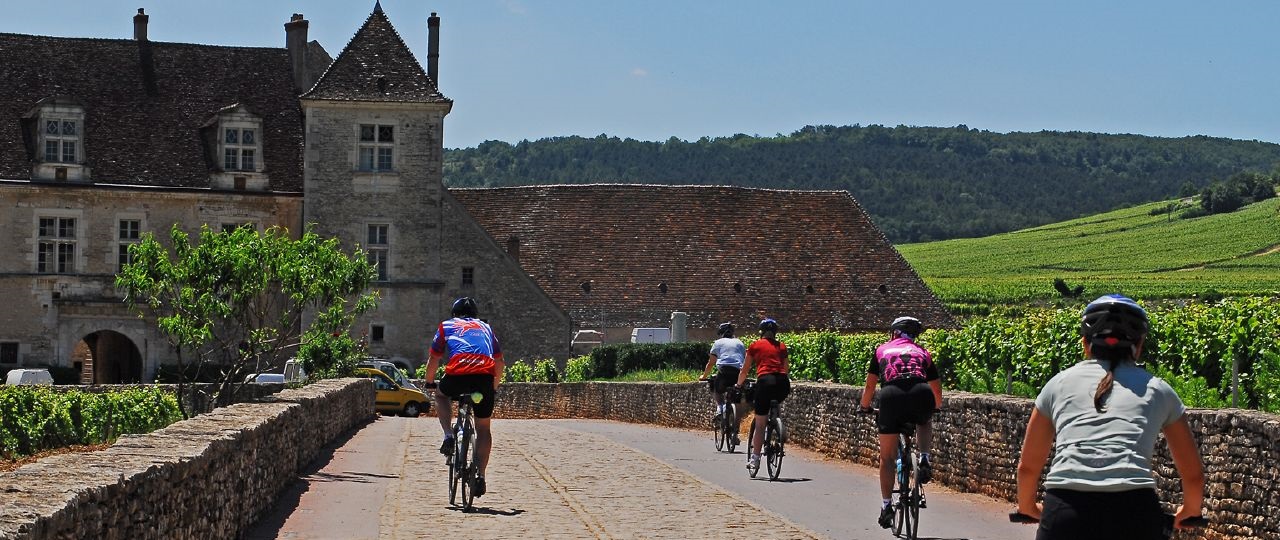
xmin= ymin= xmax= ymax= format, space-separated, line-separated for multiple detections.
xmin=0 ymin=387 xmax=181 ymax=460
xmin=535 ymin=298 xmax=1280 ymax=413
xmin=897 ymin=196 xmax=1280 ymax=305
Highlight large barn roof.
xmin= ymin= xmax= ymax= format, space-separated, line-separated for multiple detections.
xmin=450 ymin=184 xmax=954 ymax=331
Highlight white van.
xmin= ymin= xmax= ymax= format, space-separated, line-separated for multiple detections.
xmin=5 ymin=368 xmax=54 ymax=385
xmin=283 ymin=359 xmax=307 ymax=383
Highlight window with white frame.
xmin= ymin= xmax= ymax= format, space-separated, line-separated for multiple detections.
xmin=358 ymin=124 xmax=394 ymax=171
xmin=367 ymin=224 xmax=389 ymax=281
xmin=37 ymin=217 xmax=77 ymax=273
xmin=223 ymin=126 xmax=257 ymax=171
xmin=117 ymin=219 xmax=141 ymax=272
xmin=43 ymin=117 xmax=80 ymax=163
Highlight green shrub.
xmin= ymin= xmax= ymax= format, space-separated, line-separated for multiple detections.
xmin=504 ymin=361 xmax=533 ymax=383
xmin=562 ymin=356 xmax=592 ymax=382
xmin=531 ymin=359 xmax=560 ymax=383
xmin=0 ymin=386 xmax=181 ymax=460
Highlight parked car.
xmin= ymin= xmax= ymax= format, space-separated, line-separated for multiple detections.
xmin=244 ymin=373 xmax=286 ymax=384
xmin=5 ymin=368 xmax=53 ymax=385
xmin=356 ymin=359 xmax=416 ymax=389
xmin=355 ymin=367 xmax=428 ymax=417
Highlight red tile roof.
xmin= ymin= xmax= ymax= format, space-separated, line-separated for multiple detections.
xmin=450 ymin=184 xmax=954 ymax=331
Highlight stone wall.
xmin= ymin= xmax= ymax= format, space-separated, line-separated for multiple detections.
xmin=495 ymin=381 xmax=1279 ymax=540
xmin=0 ymin=378 xmax=375 ymax=540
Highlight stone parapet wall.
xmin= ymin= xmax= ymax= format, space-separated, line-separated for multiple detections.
xmin=494 ymin=381 xmax=1278 ymax=540
xmin=0 ymin=378 xmax=375 ymax=540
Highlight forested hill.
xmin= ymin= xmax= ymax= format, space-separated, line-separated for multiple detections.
xmin=442 ymin=125 xmax=1280 ymax=242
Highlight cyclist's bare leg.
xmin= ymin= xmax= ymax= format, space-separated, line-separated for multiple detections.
xmin=475 ymin=417 xmax=493 ymax=476
xmin=878 ymin=433 xmax=898 ymax=499
xmin=751 ymin=414 xmax=767 ymax=455
xmin=917 ymin=420 xmax=933 ymax=454
xmin=433 ymin=392 xmax=453 ymax=435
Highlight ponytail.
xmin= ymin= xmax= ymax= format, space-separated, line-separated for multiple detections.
xmin=1090 ymin=342 xmax=1132 ymax=412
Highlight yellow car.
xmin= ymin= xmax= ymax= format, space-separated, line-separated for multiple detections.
xmin=355 ymin=367 xmax=429 ymax=417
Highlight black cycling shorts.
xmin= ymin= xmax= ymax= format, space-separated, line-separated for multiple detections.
xmin=713 ymin=366 xmax=741 ymax=394
xmin=437 ymin=374 xmax=496 ymax=419
xmin=752 ymin=373 xmax=791 ymax=415
xmin=876 ymin=379 xmax=934 ymax=434
xmin=1037 ymin=488 xmax=1165 ymax=540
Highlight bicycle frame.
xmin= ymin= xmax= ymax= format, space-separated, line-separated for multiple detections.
xmin=894 ymin=424 xmax=923 ymax=539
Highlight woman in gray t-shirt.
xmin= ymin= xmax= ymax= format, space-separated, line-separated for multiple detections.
xmin=1015 ymin=295 xmax=1205 ymax=540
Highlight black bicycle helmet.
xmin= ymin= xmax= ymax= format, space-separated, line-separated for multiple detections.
xmin=717 ymin=322 xmax=735 ymax=338
xmin=758 ymin=318 xmax=779 ymax=333
xmin=1080 ymin=294 xmax=1149 ymax=347
xmin=451 ymin=297 xmax=479 ymax=318
xmin=890 ymin=316 xmax=924 ymax=337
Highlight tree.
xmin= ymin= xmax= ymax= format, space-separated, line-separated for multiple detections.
xmin=116 ymin=224 xmax=378 ymax=415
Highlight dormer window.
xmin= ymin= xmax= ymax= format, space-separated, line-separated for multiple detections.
xmin=44 ymin=118 xmax=80 ymax=163
xmin=204 ymin=104 xmax=267 ymax=190
xmin=223 ymin=127 xmax=257 ymax=171
xmin=23 ymin=96 xmax=90 ymax=181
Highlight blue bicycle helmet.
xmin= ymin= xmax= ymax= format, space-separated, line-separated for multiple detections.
xmin=451 ymin=297 xmax=479 ymax=318
xmin=758 ymin=318 xmax=779 ymax=333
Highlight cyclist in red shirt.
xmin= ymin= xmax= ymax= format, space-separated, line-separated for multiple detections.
xmin=735 ymin=318 xmax=790 ymax=472
xmin=423 ymin=297 xmax=505 ymax=498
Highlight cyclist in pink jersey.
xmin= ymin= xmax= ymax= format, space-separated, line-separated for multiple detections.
xmin=423 ymin=297 xmax=505 ymax=497
xmin=735 ymin=318 xmax=790 ymax=472
xmin=859 ymin=316 xmax=942 ymax=529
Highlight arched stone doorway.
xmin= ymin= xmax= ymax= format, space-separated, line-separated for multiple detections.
xmin=75 ymin=330 xmax=143 ymax=384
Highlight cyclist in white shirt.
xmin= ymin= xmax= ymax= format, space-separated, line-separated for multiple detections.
xmin=700 ymin=322 xmax=745 ymax=437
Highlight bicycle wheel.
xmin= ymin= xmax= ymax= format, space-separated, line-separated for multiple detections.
xmin=908 ymin=482 xmax=921 ymax=539
xmin=746 ymin=421 xmax=760 ymax=478
xmin=450 ymin=428 xmax=466 ymax=507
xmin=724 ymin=403 xmax=738 ymax=453
xmin=766 ymin=418 xmax=784 ymax=480
xmin=459 ymin=420 xmax=475 ymax=511
xmin=714 ymin=409 xmax=725 ymax=451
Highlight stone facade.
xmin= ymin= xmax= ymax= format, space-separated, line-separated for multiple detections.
xmin=493 ymin=381 xmax=1280 ymax=540
xmin=0 ymin=378 xmax=374 ymax=539
xmin=0 ymin=182 xmax=300 ymax=379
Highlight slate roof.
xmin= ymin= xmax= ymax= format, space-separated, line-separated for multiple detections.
xmin=450 ymin=184 xmax=955 ymax=331
xmin=0 ymin=33 xmax=304 ymax=190
xmin=302 ymin=4 xmax=449 ymax=103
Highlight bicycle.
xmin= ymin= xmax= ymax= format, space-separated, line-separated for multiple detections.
xmin=861 ymin=408 xmax=925 ymax=539
xmin=423 ymin=382 xmax=482 ymax=512
xmin=747 ymin=392 xmax=786 ymax=480
xmin=1009 ymin=511 xmax=1208 ymax=538
xmin=712 ymin=382 xmax=741 ymax=453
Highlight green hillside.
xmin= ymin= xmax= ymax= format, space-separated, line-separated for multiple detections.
xmin=897 ymin=197 xmax=1280 ymax=305
xmin=443 ymin=125 xmax=1280 ymax=243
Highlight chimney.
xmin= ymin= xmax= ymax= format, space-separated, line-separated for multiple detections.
xmin=427 ymin=12 xmax=440 ymax=87
xmin=133 ymin=8 xmax=148 ymax=41
xmin=285 ymin=13 xmax=310 ymax=92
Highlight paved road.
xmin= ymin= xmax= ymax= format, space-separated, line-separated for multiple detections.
xmin=247 ymin=417 xmax=1031 ymax=540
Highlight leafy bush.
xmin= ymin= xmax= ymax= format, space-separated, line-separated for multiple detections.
xmin=504 ymin=361 xmax=533 ymax=383
xmin=298 ymin=331 xmax=363 ymax=380
xmin=532 ymin=359 xmax=559 ymax=383
xmin=562 ymin=356 xmax=593 ymax=382
xmin=0 ymin=386 xmax=181 ymax=460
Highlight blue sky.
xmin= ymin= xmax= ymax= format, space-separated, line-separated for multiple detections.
xmin=9 ymin=0 xmax=1280 ymax=149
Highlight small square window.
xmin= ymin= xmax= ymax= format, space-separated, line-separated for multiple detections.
xmin=378 ymin=125 xmax=394 ymax=142
xmin=370 ymin=325 xmax=385 ymax=343
xmin=242 ymin=129 xmax=255 ymax=145
xmin=461 ymin=266 xmax=474 ymax=286
xmin=58 ymin=218 xmax=75 ymax=238
xmin=62 ymin=121 xmax=76 ymax=136
xmin=367 ymin=224 xmax=388 ymax=245
xmin=119 ymin=220 xmax=140 ymax=240
xmin=225 ymin=129 xmax=238 ymax=144
xmin=46 ymin=121 xmax=59 ymax=135
xmin=0 ymin=342 xmax=17 ymax=364
xmin=360 ymin=125 xmax=376 ymax=142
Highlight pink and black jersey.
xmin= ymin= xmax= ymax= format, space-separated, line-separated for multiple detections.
xmin=431 ymin=317 xmax=503 ymax=376
xmin=870 ymin=337 xmax=938 ymax=384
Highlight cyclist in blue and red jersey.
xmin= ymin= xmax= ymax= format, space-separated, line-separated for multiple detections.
xmin=859 ymin=316 xmax=942 ymax=529
xmin=735 ymin=318 xmax=790 ymax=472
xmin=423 ymin=297 xmax=505 ymax=497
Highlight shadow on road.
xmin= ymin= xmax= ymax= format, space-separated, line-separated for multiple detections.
xmin=751 ymin=477 xmax=812 ymax=483
xmin=243 ymin=418 xmax=373 ymax=538
xmin=451 ymin=506 xmax=526 ymax=516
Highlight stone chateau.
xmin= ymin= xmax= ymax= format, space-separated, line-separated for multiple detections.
xmin=0 ymin=4 xmax=950 ymax=383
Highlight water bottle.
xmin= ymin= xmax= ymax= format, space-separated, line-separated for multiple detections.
xmin=895 ymin=457 xmax=905 ymax=485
